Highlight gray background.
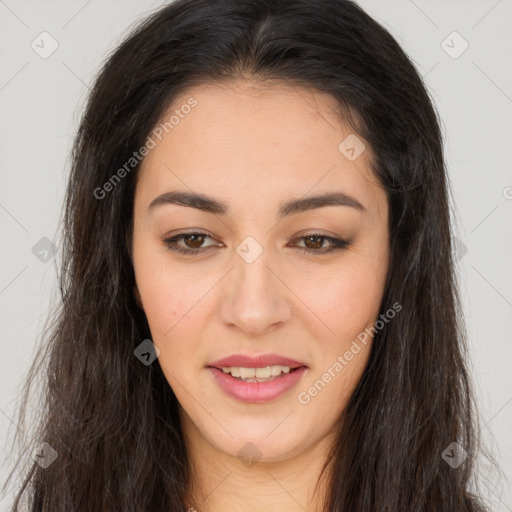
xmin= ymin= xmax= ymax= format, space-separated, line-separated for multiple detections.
xmin=1 ymin=0 xmax=511 ymax=509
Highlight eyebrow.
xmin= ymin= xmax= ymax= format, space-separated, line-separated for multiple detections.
xmin=147 ymin=190 xmax=365 ymax=218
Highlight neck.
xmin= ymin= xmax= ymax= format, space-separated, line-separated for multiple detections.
xmin=181 ymin=409 xmax=335 ymax=512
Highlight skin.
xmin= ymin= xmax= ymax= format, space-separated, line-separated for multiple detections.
xmin=131 ymin=79 xmax=389 ymax=512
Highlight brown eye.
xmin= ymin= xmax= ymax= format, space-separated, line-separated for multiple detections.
xmin=163 ymin=231 xmax=218 ymax=254
xmin=163 ymin=231 xmax=350 ymax=256
xmin=183 ymin=233 xmax=206 ymax=249
xmin=294 ymin=233 xmax=350 ymax=254
xmin=303 ymin=235 xmax=325 ymax=249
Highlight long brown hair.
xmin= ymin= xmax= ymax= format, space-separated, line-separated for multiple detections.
xmin=4 ymin=0 xmax=492 ymax=510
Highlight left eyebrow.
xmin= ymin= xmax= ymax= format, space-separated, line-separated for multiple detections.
xmin=146 ymin=190 xmax=366 ymax=217
xmin=279 ymin=191 xmax=366 ymax=216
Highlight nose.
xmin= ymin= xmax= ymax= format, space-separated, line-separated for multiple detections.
xmin=220 ymin=249 xmax=292 ymax=336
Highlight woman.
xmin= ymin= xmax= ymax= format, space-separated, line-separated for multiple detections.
xmin=4 ymin=0 xmax=491 ymax=510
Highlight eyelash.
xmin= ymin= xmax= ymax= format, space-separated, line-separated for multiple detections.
xmin=162 ymin=231 xmax=350 ymax=255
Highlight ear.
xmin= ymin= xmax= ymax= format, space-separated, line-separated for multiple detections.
xmin=133 ymin=285 xmax=144 ymax=310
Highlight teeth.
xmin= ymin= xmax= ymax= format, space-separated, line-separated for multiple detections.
xmin=255 ymin=367 xmax=271 ymax=378
xmin=221 ymin=365 xmax=293 ymax=382
xmin=240 ymin=367 xmax=256 ymax=379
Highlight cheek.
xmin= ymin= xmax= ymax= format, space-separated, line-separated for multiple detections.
xmin=138 ymin=276 xmax=202 ymax=387
xmin=134 ymin=246 xmax=206 ymax=337
xmin=140 ymin=280 xmax=204 ymax=343
xmin=134 ymin=261 xmax=217 ymax=383
xmin=299 ymin=253 xmax=387 ymax=406
xmin=300 ymin=260 xmax=386 ymax=342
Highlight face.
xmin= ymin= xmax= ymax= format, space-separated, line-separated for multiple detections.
xmin=131 ymin=79 xmax=389 ymax=463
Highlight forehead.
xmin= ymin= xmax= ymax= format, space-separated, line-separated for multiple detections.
xmin=135 ymin=80 xmax=383 ymax=215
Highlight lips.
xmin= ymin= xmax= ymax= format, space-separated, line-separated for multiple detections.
xmin=208 ymin=353 xmax=307 ymax=370
xmin=208 ymin=366 xmax=308 ymax=403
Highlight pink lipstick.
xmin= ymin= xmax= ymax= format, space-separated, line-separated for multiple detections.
xmin=207 ymin=353 xmax=308 ymax=403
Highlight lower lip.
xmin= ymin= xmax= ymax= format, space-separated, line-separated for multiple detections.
xmin=208 ymin=367 xmax=307 ymax=403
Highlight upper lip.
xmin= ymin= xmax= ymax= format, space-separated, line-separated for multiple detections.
xmin=209 ymin=354 xmax=307 ymax=369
